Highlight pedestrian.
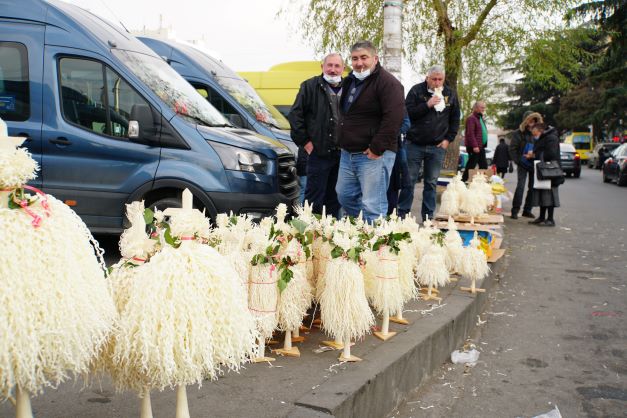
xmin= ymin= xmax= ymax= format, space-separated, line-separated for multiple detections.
xmin=335 ymin=40 xmax=405 ymax=223
xmin=387 ymin=112 xmax=411 ymax=215
xmin=461 ymin=101 xmax=488 ymax=182
xmin=509 ymin=111 xmax=543 ymax=219
xmin=493 ymin=137 xmax=511 ymax=178
xmin=528 ymin=123 xmax=561 ymax=227
xmin=288 ymin=53 xmax=344 ymax=217
xmin=398 ymin=65 xmax=461 ymax=221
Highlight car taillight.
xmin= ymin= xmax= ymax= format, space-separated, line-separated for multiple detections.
xmin=606 ymin=158 xmax=613 ymax=165
xmin=574 ymin=153 xmax=580 ymax=160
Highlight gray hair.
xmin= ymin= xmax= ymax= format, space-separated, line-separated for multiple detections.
xmin=427 ymin=65 xmax=445 ymax=76
xmin=323 ymin=53 xmax=344 ymax=65
xmin=350 ymin=40 xmax=377 ymax=55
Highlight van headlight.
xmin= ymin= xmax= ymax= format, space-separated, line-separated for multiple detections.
xmin=211 ymin=142 xmax=268 ymax=174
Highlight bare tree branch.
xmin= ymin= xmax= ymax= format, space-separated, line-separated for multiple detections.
xmin=461 ymin=0 xmax=499 ymax=46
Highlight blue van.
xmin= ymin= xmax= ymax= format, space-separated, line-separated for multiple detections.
xmin=137 ymin=37 xmax=297 ymax=155
xmin=0 ymin=0 xmax=299 ymax=233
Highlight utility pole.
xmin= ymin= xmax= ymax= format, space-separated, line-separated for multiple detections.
xmin=382 ymin=1 xmax=403 ymax=82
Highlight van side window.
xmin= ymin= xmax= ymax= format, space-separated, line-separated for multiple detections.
xmin=0 ymin=42 xmax=30 ymax=121
xmin=105 ymin=67 xmax=150 ymax=138
xmin=60 ymin=58 xmax=108 ymax=134
xmin=60 ymin=58 xmax=151 ymax=139
xmin=193 ymin=83 xmax=242 ymax=125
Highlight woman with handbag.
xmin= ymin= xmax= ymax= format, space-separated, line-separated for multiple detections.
xmin=529 ymin=123 xmax=562 ymax=226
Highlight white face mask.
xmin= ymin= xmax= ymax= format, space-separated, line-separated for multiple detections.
xmin=323 ymin=74 xmax=342 ymax=84
xmin=353 ymin=68 xmax=371 ymax=81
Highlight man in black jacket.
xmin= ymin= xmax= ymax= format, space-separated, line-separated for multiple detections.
xmin=335 ymin=40 xmax=405 ymax=223
xmin=288 ymin=53 xmax=344 ymax=217
xmin=398 ymin=65 xmax=460 ymax=221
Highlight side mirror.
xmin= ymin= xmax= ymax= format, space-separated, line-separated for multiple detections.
xmin=129 ymin=104 xmax=158 ymax=144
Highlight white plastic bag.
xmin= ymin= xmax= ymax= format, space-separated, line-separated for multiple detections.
xmin=534 ymin=160 xmax=551 ymax=190
xmin=532 ymin=405 xmax=562 ymax=418
xmin=451 ymin=348 xmax=480 ymax=365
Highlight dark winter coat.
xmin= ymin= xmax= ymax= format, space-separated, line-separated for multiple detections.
xmin=533 ymin=126 xmax=560 ymax=163
xmin=509 ymin=112 xmax=543 ymax=168
xmin=405 ymin=82 xmax=460 ymax=146
xmin=464 ymin=112 xmax=485 ymax=150
xmin=337 ymin=63 xmax=405 ymax=155
xmin=288 ymin=75 xmax=341 ymax=159
xmin=493 ymin=142 xmax=511 ymax=168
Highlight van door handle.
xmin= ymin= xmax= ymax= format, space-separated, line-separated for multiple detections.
xmin=49 ymin=137 xmax=72 ymax=146
xmin=17 ymin=132 xmax=32 ymax=143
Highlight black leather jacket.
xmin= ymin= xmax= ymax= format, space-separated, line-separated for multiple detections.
xmin=405 ymin=82 xmax=460 ymax=146
xmin=288 ymin=75 xmax=341 ymax=159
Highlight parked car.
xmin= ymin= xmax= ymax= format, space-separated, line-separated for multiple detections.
xmin=589 ymin=142 xmax=621 ymax=169
xmin=602 ymin=143 xmax=627 ymax=186
xmin=1 ymin=0 xmax=298 ymax=234
xmin=559 ymin=143 xmax=581 ymax=178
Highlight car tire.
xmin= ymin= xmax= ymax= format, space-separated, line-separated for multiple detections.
xmin=149 ymin=197 xmax=182 ymax=213
xmin=603 ymin=173 xmax=611 ymax=183
xmin=574 ymin=170 xmax=581 ymax=178
xmin=618 ymin=174 xmax=627 ymax=187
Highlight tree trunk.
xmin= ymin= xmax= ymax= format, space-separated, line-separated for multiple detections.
xmin=382 ymin=1 xmax=403 ymax=81
xmin=442 ymin=37 xmax=463 ymax=172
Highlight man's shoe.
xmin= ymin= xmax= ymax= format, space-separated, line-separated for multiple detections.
xmin=510 ymin=213 xmax=518 ymax=219
xmin=521 ymin=211 xmax=535 ymax=218
xmin=539 ymin=220 xmax=556 ymax=227
xmin=529 ymin=217 xmax=545 ymax=225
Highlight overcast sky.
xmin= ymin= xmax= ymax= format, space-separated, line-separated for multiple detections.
xmin=62 ymin=0 xmax=425 ymax=90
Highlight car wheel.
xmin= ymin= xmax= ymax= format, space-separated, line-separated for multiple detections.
xmin=574 ymin=170 xmax=581 ymax=178
xmin=149 ymin=197 xmax=182 ymax=212
xmin=603 ymin=173 xmax=611 ymax=183
xmin=618 ymin=174 xmax=627 ymax=187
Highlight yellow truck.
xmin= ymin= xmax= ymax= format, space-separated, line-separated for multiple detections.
xmin=239 ymin=61 xmax=349 ymax=116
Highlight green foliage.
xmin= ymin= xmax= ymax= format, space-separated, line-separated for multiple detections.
xmin=430 ymin=231 xmax=446 ymax=247
xmin=143 ymin=207 xmax=154 ymax=225
xmin=371 ymin=231 xmax=411 ymax=255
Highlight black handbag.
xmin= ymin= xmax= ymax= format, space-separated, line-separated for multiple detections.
xmin=508 ymin=161 xmax=514 ymax=173
xmin=536 ymin=160 xmax=564 ymax=180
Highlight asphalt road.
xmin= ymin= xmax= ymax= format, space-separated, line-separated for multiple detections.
xmin=391 ymin=166 xmax=627 ymax=418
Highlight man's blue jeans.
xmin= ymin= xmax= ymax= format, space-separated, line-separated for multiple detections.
xmin=398 ymin=142 xmax=446 ymax=221
xmin=336 ymin=149 xmax=396 ymax=223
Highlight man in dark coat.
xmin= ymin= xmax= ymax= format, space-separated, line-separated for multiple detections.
xmin=509 ymin=111 xmax=543 ymax=219
xmin=335 ymin=40 xmax=405 ymax=223
xmin=462 ymin=101 xmax=488 ymax=182
xmin=288 ymin=53 xmax=344 ymax=217
xmin=398 ymin=65 xmax=460 ymax=221
xmin=493 ymin=137 xmax=511 ymax=178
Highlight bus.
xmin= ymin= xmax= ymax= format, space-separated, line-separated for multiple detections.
xmin=564 ymin=132 xmax=593 ymax=164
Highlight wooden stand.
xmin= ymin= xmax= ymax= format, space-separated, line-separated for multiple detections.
xmin=338 ymin=337 xmax=361 ymax=362
xmin=291 ymin=327 xmax=305 ymax=343
xmin=311 ymin=318 xmax=322 ymax=329
xmin=419 ymin=286 xmax=439 ymax=295
xmin=421 ymin=285 xmax=442 ymax=302
xmin=460 ymin=278 xmax=485 ymax=294
xmin=274 ymin=330 xmax=300 ymax=357
xmin=373 ymin=311 xmax=397 ymax=341
xmin=389 ymin=308 xmax=409 ymax=325
xmin=252 ymin=337 xmax=275 ymax=363
xmin=321 ymin=339 xmax=344 ymax=350
xmin=140 ymin=390 xmax=153 ymax=418
xmin=175 ymin=385 xmax=190 ymax=418
xmin=16 ymin=386 xmax=33 ymax=418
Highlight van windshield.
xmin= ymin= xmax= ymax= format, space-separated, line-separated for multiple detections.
xmin=113 ymin=50 xmax=230 ymax=127
xmin=215 ymin=76 xmax=290 ymax=130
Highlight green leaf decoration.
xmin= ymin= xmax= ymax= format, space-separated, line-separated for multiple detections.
xmin=278 ymin=278 xmax=288 ymax=293
xmin=164 ymin=225 xmax=176 ymax=247
xmin=143 ymin=208 xmax=154 ymax=225
xmin=331 ymin=245 xmax=344 ymax=259
xmin=347 ymin=247 xmax=356 ymax=261
xmin=290 ymin=218 xmax=308 ymax=234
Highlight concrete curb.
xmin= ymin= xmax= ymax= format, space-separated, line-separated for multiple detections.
xmin=291 ymin=257 xmax=506 ymax=418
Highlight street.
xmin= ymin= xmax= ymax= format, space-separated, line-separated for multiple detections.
xmin=392 ymin=166 xmax=627 ymax=418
